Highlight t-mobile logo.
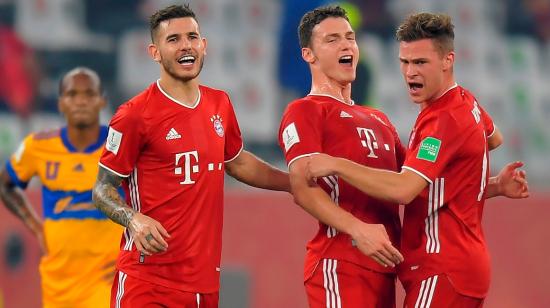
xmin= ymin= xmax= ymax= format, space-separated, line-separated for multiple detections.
xmin=175 ymin=151 xmax=199 ymax=185
xmin=357 ymin=127 xmax=379 ymax=158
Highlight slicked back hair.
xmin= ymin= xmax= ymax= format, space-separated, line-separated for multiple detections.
xmin=396 ymin=12 xmax=455 ymax=55
xmin=298 ymin=5 xmax=349 ymax=48
xmin=149 ymin=4 xmax=196 ymax=43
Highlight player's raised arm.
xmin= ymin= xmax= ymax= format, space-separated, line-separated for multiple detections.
xmin=224 ymin=150 xmax=290 ymax=192
xmin=93 ymin=166 xmax=170 ymax=256
xmin=291 ymin=157 xmax=403 ymax=268
xmin=0 ymin=167 xmax=47 ymax=254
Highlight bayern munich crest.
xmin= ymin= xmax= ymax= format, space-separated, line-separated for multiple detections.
xmin=210 ymin=115 xmax=224 ymax=137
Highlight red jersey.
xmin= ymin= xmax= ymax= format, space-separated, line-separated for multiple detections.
xmin=99 ymin=81 xmax=243 ymax=293
xmin=399 ymin=84 xmax=495 ymax=298
xmin=278 ymin=94 xmax=405 ymax=281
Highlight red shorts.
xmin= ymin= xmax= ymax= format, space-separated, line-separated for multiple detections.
xmin=403 ymin=274 xmax=484 ymax=308
xmin=110 ymin=271 xmax=219 ymax=308
xmin=305 ymin=258 xmax=396 ymax=308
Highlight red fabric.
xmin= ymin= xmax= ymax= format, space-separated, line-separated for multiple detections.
xmin=100 ymin=82 xmax=243 ymax=293
xmin=0 ymin=27 xmax=34 ymax=116
xmin=403 ymin=274 xmax=484 ymax=308
xmin=399 ymin=85 xmax=494 ymax=298
xmin=278 ymin=94 xmax=404 ymax=279
xmin=305 ymin=258 xmax=396 ymax=308
xmin=110 ymin=271 xmax=219 ymax=308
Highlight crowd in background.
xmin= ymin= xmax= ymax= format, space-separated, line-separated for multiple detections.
xmin=0 ymin=0 xmax=549 ymax=184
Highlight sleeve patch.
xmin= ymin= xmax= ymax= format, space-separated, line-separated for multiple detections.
xmin=417 ymin=137 xmax=441 ymax=162
xmin=105 ymin=126 xmax=123 ymax=155
xmin=282 ymin=122 xmax=300 ymax=152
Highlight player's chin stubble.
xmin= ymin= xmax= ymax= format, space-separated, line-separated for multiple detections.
xmin=163 ymin=56 xmax=205 ymax=83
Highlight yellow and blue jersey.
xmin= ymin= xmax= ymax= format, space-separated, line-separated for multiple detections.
xmin=5 ymin=126 xmax=122 ymax=308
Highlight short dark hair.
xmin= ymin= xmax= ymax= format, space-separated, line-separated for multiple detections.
xmin=396 ymin=12 xmax=455 ymax=55
xmin=298 ymin=6 xmax=349 ymax=48
xmin=149 ymin=4 xmax=196 ymax=43
xmin=59 ymin=67 xmax=102 ymax=95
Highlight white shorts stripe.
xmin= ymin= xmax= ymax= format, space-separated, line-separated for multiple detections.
xmin=323 ymin=259 xmax=330 ymax=307
xmin=322 ymin=259 xmax=342 ymax=308
xmin=115 ymin=271 xmax=128 ymax=308
xmin=331 ymin=260 xmax=342 ymax=308
xmin=414 ymin=280 xmax=432 ymax=308
xmin=196 ymin=293 xmax=200 ymax=307
xmin=414 ymin=275 xmax=439 ymax=308
xmin=425 ymin=275 xmax=439 ymax=308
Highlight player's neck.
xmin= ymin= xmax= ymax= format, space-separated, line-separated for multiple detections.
xmin=310 ymin=75 xmax=353 ymax=105
xmin=420 ymin=79 xmax=457 ymax=110
xmin=158 ymin=76 xmax=200 ymax=107
xmin=67 ymin=124 xmax=100 ymax=151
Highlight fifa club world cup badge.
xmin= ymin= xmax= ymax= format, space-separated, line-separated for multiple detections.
xmin=211 ymin=115 xmax=225 ymax=137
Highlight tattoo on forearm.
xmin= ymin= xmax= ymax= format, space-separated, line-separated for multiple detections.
xmin=93 ymin=167 xmax=135 ymax=227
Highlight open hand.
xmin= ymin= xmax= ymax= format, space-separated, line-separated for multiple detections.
xmin=350 ymin=222 xmax=404 ymax=267
xmin=496 ymin=161 xmax=529 ymax=199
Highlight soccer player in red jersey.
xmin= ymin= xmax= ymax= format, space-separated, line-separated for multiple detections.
xmin=278 ymin=6 xmax=405 ymax=308
xmin=306 ymin=13 xmax=529 ymax=308
xmin=91 ymin=4 xmax=289 ymax=307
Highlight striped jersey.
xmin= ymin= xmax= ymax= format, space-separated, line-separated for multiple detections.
xmin=5 ymin=126 xmax=122 ymax=306
xmin=278 ymin=94 xmax=405 ymax=281
xmin=99 ymin=82 xmax=243 ymax=293
xmin=399 ymin=84 xmax=496 ymax=298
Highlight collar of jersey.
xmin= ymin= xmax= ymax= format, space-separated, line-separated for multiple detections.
xmin=60 ymin=125 xmax=108 ymax=153
xmin=307 ymin=93 xmax=354 ymax=106
xmin=433 ymin=83 xmax=458 ymax=102
xmin=156 ymin=80 xmax=201 ymax=109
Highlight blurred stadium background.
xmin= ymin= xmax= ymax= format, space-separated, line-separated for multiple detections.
xmin=0 ymin=0 xmax=548 ymax=307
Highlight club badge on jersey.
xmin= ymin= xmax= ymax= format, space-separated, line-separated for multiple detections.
xmin=211 ymin=115 xmax=224 ymax=137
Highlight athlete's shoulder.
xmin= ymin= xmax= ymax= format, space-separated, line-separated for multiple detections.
xmin=199 ymin=84 xmax=229 ymax=98
xmin=360 ymin=105 xmax=395 ymax=127
xmin=32 ymin=128 xmax=61 ymax=141
xmin=285 ymin=95 xmax=326 ymax=112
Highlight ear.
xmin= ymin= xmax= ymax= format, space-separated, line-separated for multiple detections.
xmin=302 ymin=47 xmax=315 ymax=64
xmin=148 ymin=43 xmax=161 ymax=62
xmin=443 ymin=51 xmax=455 ymax=71
xmin=202 ymin=37 xmax=208 ymax=56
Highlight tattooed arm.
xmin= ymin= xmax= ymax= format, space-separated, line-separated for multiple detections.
xmin=0 ymin=167 xmax=47 ymax=254
xmin=93 ymin=166 xmax=170 ymax=255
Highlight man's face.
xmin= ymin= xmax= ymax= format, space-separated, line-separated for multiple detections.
xmin=399 ymin=38 xmax=453 ymax=105
xmin=150 ymin=17 xmax=207 ymax=82
xmin=58 ymin=73 xmax=105 ymax=129
xmin=305 ymin=17 xmax=359 ymax=85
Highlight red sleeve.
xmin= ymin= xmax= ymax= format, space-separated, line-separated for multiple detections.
xmin=479 ymin=103 xmax=495 ymax=137
xmin=223 ymin=94 xmax=244 ymax=162
xmin=402 ymin=112 xmax=466 ymax=183
xmin=99 ymin=103 xmax=146 ymax=177
xmin=278 ymin=100 xmax=324 ymax=166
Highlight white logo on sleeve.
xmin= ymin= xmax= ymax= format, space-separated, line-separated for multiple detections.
xmin=106 ymin=127 xmax=123 ymax=155
xmin=282 ymin=122 xmax=300 ymax=152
